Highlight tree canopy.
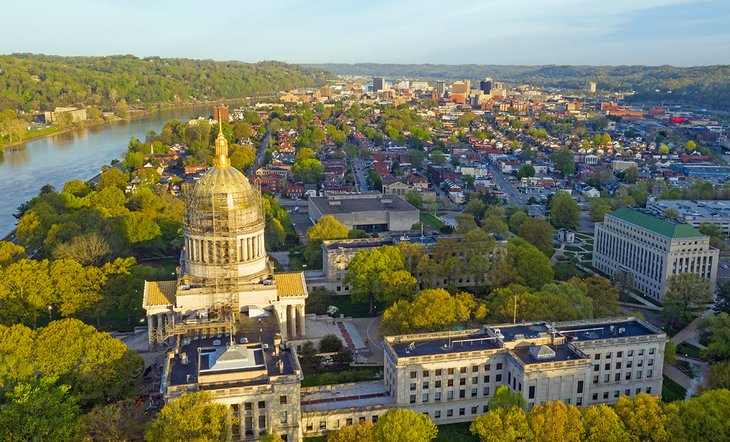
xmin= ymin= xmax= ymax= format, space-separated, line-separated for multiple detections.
xmin=145 ymin=391 xmax=232 ymax=442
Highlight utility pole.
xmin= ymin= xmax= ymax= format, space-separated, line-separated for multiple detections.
xmin=513 ymin=294 xmax=517 ymax=324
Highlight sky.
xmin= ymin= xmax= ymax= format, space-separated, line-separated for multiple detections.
xmin=2 ymin=0 xmax=729 ymax=66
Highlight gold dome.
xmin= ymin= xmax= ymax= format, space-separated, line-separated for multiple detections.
xmin=183 ymin=123 xmax=264 ymax=234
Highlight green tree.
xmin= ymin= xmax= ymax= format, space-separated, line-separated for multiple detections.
xmin=701 ymin=313 xmax=730 ymax=362
xmin=549 ymin=148 xmax=576 ymax=177
xmin=382 ymin=289 xmax=473 ymax=334
xmin=581 ymin=404 xmax=629 ymax=442
xmin=50 ymin=258 xmax=107 ymax=317
xmin=470 ymin=406 xmax=531 ymax=442
xmin=327 ymin=422 xmax=373 ymax=442
xmin=430 ymin=150 xmax=446 ymax=166
xmin=589 ymin=198 xmax=612 ymax=222
xmin=667 ymin=389 xmax=730 ymax=442
xmin=527 ymin=401 xmax=583 ymax=442
xmin=581 ymin=275 xmax=621 ymax=318
xmin=665 ymin=273 xmax=713 ymax=307
xmin=685 ymin=140 xmax=697 ymax=153
xmin=488 ymin=385 xmax=527 ymax=411
xmin=0 ymin=324 xmax=36 ymax=388
xmin=508 ymin=211 xmax=528 ymax=233
xmin=78 ymin=398 xmax=149 ymax=442
xmin=52 ymin=231 xmax=111 ymax=266
xmin=549 ymin=192 xmax=580 ymax=229
xmin=716 ymin=281 xmax=730 ymax=315
xmin=664 ymin=340 xmax=677 ymax=365
xmin=345 ymin=246 xmax=416 ymax=314
xmin=123 ymin=151 xmax=144 ymax=170
xmin=517 ymin=164 xmax=536 ymax=178
xmin=293 ymin=157 xmax=324 ymax=183
xmin=0 ymin=241 xmax=26 ymax=267
xmin=623 ymin=165 xmax=639 ymax=184
xmin=0 ymin=258 xmax=53 ymax=327
xmin=658 ymin=144 xmax=670 ymax=155
xmin=307 ymin=216 xmax=349 ymax=243
xmin=707 ymin=361 xmax=730 ymax=389
xmin=122 ymin=212 xmax=161 ymax=245
xmin=371 ymin=409 xmax=437 ymax=442
xmin=614 ymin=394 xmax=670 ymax=442
xmin=405 ymin=190 xmax=423 ymax=210
xmin=517 ymin=218 xmax=555 ymax=256
xmin=0 ymin=376 xmax=81 ymax=442
xmin=511 ymin=239 xmax=555 ymax=289
xmin=145 ymin=391 xmax=232 ymax=442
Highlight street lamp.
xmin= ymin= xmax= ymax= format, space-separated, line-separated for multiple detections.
xmin=47 ymin=305 xmax=53 ymax=320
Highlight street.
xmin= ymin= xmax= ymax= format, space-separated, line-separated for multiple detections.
xmin=247 ymin=129 xmax=270 ymax=179
xmin=353 ymin=156 xmax=369 ymax=192
xmin=488 ymin=162 xmax=528 ymax=206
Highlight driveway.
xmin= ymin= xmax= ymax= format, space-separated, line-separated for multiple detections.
xmin=350 ymin=316 xmax=384 ymax=365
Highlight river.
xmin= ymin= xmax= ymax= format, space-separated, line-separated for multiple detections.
xmin=0 ymin=106 xmax=213 ymax=238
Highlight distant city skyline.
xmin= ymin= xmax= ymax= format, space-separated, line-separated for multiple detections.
xmin=2 ymin=0 xmax=729 ymax=66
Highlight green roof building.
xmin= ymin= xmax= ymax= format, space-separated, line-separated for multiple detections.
xmin=593 ymin=207 xmax=718 ymax=301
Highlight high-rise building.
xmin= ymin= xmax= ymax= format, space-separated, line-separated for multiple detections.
xmin=479 ymin=77 xmax=493 ymax=94
xmin=593 ymin=207 xmax=718 ymax=300
xmin=589 ymin=81 xmax=597 ymax=93
xmin=435 ymin=80 xmax=446 ymax=96
xmin=451 ymin=80 xmax=471 ymax=95
xmin=372 ymin=77 xmax=385 ymax=92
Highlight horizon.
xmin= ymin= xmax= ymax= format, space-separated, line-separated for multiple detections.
xmin=2 ymin=0 xmax=729 ymax=66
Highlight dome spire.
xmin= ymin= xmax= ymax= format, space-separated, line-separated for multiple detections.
xmin=214 ymin=118 xmax=230 ymax=169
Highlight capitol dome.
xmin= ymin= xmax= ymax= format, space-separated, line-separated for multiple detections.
xmin=181 ymin=122 xmax=269 ymax=287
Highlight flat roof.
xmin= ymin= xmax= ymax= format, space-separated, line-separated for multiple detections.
xmin=301 ymin=381 xmax=394 ymax=412
xmin=310 ymin=194 xmax=418 ymax=215
xmin=556 ymin=319 xmax=657 ymax=342
xmin=650 ymin=199 xmax=730 ymax=220
xmin=489 ymin=323 xmax=551 ymax=342
xmin=609 ymin=207 xmax=705 ymax=239
xmin=512 ymin=344 xmax=586 ymax=365
xmin=391 ymin=331 xmax=501 ymax=358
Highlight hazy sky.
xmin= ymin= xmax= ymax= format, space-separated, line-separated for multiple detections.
xmin=3 ymin=0 xmax=729 ymax=66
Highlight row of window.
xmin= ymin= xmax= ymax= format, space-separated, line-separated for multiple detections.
xmin=592 ymin=369 xmax=654 ymax=384
xmin=410 ymin=374 xmax=504 ymax=391
xmin=307 ymin=415 xmax=379 ymax=432
xmin=410 ymin=386 xmax=493 ymax=404
xmin=592 ymin=386 xmax=652 ymax=401
xmin=409 ymin=364 xmax=503 ymax=379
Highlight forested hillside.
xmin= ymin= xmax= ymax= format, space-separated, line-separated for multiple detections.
xmin=310 ymin=63 xmax=730 ymax=109
xmin=0 ymin=54 xmax=331 ymax=112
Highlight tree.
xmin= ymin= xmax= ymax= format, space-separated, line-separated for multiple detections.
xmin=508 ymin=211 xmax=528 ymax=233
xmin=685 ymin=140 xmax=697 ymax=153
xmin=371 ymin=409 xmax=437 ymax=442
xmin=517 ymin=218 xmax=555 ymax=256
xmin=517 ymin=164 xmax=535 ymax=178
xmin=456 ymin=212 xmax=478 ymax=234
xmin=470 ymin=406 xmax=531 ymax=442
xmin=52 ymin=232 xmax=111 ymax=266
xmin=488 ymin=385 xmax=527 ymax=411
xmin=614 ymin=394 xmax=670 ymax=442
xmin=658 ymin=144 xmax=670 ymax=155
xmin=716 ymin=281 xmax=730 ymax=315
xmin=589 ymin=198 xmax=612 ymax=222
xmin=600 ymin=133 xmax=612 ymax=147
xmin=259 ymin=433 xmax=285 ymax=442
xmin=382 ymin=289 xmax=474 ymax=334
xmin=549 ymin=192 xmax=580 ymax=229
xmin=346 ymin=246 xmax=416 ymax=314
xmin=0 ymin=324 xmax=36 ymax=388
xmin=707 ymin=361 xmax=730 ymax=389
xmin=510 ymin=239 xmax=555 ymax=289
xmin=307 ymin=216 xmax=349 ymax=243
xmin=526 ymin=401 xmax=583 ymax=442
xmin=581 ymin=275 xmax=621 ymax=318
xmin=430 ymin=150 xmax=446 ymax=166
xmin=319 ymin=334 xmax=344 ymax=353
xmin=0 ymin=258 xmax=53 ymax=327
xmin=78 ymin=398 xmax=149 ymax=442
xmin=146 ymin=391 xmax=232 ymax=442
xmin=549 ymin=148 xmax=576 ymax=177
xmin=623 ymin=165 xmax=639 ymax=184
xmin=327 ymin=422 xmax=373 ymax=442
xmin=122 ymin=212 xmax=161 ymax=245
xmin=0 ymin=376 xmax=81 ymax=442
xmin=701 ymin=313 xmax=730 ymax=362
xmin=50 ymin=258 xmax=107 ymax=317
xmin=581 ymin=404 xmax=629 ymax=442
xmin=34 ymin=318 xmax=144 ymax=406
xmin=293 ymin=157 xmax=324 ymax=183
xmin=665 ymin=273 xmax=713 ymax=307
xmin=0 ymin=241 xmax=25 ymax=267
xmin=405 ymin=190 xmax=423 ymax=209
xmin=667 ymin=389 xmax=730 ymax=442
xmin=664 ymin=340 xmax=677 ymax=365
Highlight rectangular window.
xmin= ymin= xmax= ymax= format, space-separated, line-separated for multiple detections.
xmin=649 ymin=348 xmax=655 ymax=355
xmin=435 ymin=380 xmax=442 ymax=388
xmin=423 ymin=381 xmax=429 ymax=389
xmin=258 ymin=401 xmax=266 ymax=409
xmin=625 ymin=389 xmax=631 ymax=396
xmin=508 ymin=372 xmax=512 ymax=384
xmin=605 ymin=363 xmax=610 ymax=370
xmin=410 ymin=371 xmax=417 ymax=379
xmin=628 ymin=350 xmax=634 ymax=357
xmin=603 ymin=392 xmax=609 ymax=399
xmin=259 ymin=415 xmax=266 ymax=430
xmin=639 ymin=349 xmax=644 ymax=356
xmin=459 ymin=378 xmax=466 ymax=386
xmin=472 ymin=377 xmax=479 ymax=385
xmin=529 ymin=385 xmax=535 ymax=399
xmin=346 ymin=418 xmax=353 ymax=426
xmin=448 ymin=368 xmax=455 ymax=375
xmin=460 ymin=367 xmax=467 ymax=374
xmin=280 ymin=411 xmax=288 ymax=424
xmin=577 ymin=381 xmax=584 ymax=394
xmin=647 ymin=369 xmax=653 ymax=378
xmin=472 ymin=366 xmax=479 ymax=373
xmin=615 ymin=373 xmax=621 ymax=382
xmin=592 ymin=393 xmax=598 ymax=401
xmin=448 ymin=379 xmax=454 ymax=387
xmin=496 ymin=374 xmax=502 ymax=382
xmin=447 ymin=409 xmax=453 ymax=417
xmin=614 ymin=390 xmax=620 ymax=398
xmin=410 ymin=395 xmax=416 ymax=404
xmin=423 ymin=370 xmax=430 ymax=377
xmin=436 ymin=369 xmax=442 ymax=376
xmin=607 ymin=352 xmax=612 ymax=359
xmin=593 ymin=375 xmax=598 ymax=384
xmin=594 ymin=364 xmax=600 ymax=372
xmin=435 ymin=410 xmax=441 ymax=419
xmin=435 ymin=392 xmax=441 ymax=401
xmin=485 ymin=364 xmax=491 ymax=371
xmin=422 ymin=393 xmax=429 ymax=402
xmin=447 ymin=391 xmax=454 ymax=400
xmin=472 ymin=388 xmax=478 ymax=397
xmin=471 ymin=406 xmax=478 ymax=415
xmin=459 ymin=408 xmax=465 ymax=416
xmin=497 ymin=363 xmax=503 ymax=370
xmin=626 ymin=372 xmax=632 ymax=381
xmin=484 ymin=387 xmax=490 ymax=396
xmin=616 ymin=362 xmax=622 ymax=369
xmin=647 ymin=387 xmax=652 ymax=394
xmin=372 ymin=415 xmax=379 ymax=424
xmin=410 ymin=383 xmax=416 ymax=391
xmin=245 ymin=403 xmax=252 ymax=411
xmin=484 ymin=375 xmax=490 ymax=383
xmin=604 ymin=374 xmax=610 ymax=383
xmin=617 ymin=351 xmax=623 ymax=358
xmin=460 ymin=390 xmax=466 ymax=399
xmin=637 ymin=371 xmax=642 ymax=380
xmin=577 ymin=397 xmax=583 ymax=406
xmin=333 ymin=419 xmax=340 ymax=429
xmin=280 ymin=396 xmax=287 ymax=405
xmin=594 ymin=353 xmax=600 ymax=360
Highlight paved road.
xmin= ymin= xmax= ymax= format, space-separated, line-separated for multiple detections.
xmin=488 ymin=163 xmax=528 ymax=207
xmin=353 ymin=156 xmax=369 ymax=192
xmin=248 ymin=129 xmax=270 ymax=179
xmin=350 ymin=316 xmax=384 ymax=365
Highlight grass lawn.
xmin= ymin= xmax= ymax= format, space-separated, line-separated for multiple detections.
xmin=329 ymin=295 xmax=379 ymax=318
xmin=662 ymin=375 xmax=686 ymax=402
xmin=675 ymin=360 xmax=696 ymax=378
xmin=304 ymin=437 xmax=326 ymax=442
xmin=421 ymin=212 xmax=445 ymax=229
xmin=301 ymin=366 xmax=383 ymax=388
xmin=564 ymin=245 xmax=582 ymax=252
xmin=23 ymin=125 xmax=65 ymax=139
xmin=289 ymin=253 xmax=306 ymax=271
xmin=677 ymin=342 xmax=705 ymax=360
xmin=139 ymin=257 xmax=178 ymax=280
xmin=435 ymin=422 xmax=478 ymax=442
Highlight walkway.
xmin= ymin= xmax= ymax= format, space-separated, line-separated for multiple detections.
xmin=664 ymin=313 xmax=713 ymax=395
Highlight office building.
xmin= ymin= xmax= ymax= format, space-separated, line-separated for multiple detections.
xmin=435 ymin=80 xmax=446 ymax=96
xmin=372 ymin=77 xmax=385 ymax=92
xmin=479 ymin=77 xmax=493 ymax=94
xmin=646 ymin=198 xmax=730 ymax=237
xmin=213 ymin=104 xmax=229 ymax=122
xmin=589 ymin=81 xmax=597 ymax=93
xmin=593 ymin=207 xmax=718 ymax=301
xmin=451 ymin=80 xmax=471 ymax=95
xmin=308 ymin=192 xmax=419 ymax=232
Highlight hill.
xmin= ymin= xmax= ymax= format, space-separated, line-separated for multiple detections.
xmin=308 ymin=63 xmax=730 ymax=110
xmin=0 ymin=54 xmax=332 ymax=112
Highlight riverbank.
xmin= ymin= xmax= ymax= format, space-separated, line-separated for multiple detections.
xmin=1 ymin=96 xmax=258 ymax=151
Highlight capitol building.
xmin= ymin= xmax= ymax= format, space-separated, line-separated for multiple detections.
xmin=142 ymin=123 xmax=667 ymax=441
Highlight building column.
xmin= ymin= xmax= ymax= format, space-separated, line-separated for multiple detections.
xmin=296 ymin=304 xmax=304 ymax=338
xmin=147 ymin=315 xmax=155 ymax=351
xmin=286 ymin=305 xmax=294 ymax=339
